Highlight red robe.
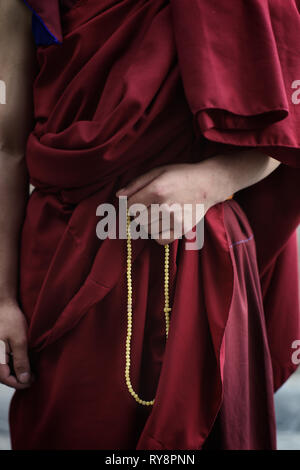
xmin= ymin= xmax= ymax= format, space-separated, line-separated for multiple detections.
xmin=10 ymin=0 xmax=300 ymax=449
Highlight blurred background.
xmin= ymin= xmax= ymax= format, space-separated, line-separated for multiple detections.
xmin=0 ymin=228 xmax=299 ymax=450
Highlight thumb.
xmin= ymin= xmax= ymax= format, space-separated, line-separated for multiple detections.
xmin=10 ymin=337 xmax=32 ymax=384
xmin=116 ymin=167 xmax=165 ymax=198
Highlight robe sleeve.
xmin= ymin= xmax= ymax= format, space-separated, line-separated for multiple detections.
xmin=171 ymin=0 xmax=300 ymax=168
xmin=171 ymin=0 xmax=300 ymax=390
xmin=23 ymin=0 xmax=62 ymax=45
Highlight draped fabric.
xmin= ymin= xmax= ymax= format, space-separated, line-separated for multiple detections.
xmin=10 ymin=0 xmax=300 ymax=449
xmin=23 ymin=0 xmax=62 ymax=44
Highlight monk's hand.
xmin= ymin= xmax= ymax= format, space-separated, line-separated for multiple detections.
xmin=0 ymin=299 xmax=33 ymax=389
xmin=116 ymin=152 xmax=280 ymax=245
xmin=116 ymin=162 xmax=224 ymax=245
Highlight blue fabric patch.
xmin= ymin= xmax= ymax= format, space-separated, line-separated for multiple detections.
xmin=22 ymin=0 xmax=61 ymax=46
xmin=32 ymin=14 xmax=59 ymax=46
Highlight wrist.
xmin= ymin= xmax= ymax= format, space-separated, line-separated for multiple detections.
xmin=0 ymin=290 xmax=18 ymax=308
xmin=194 ymin=157 xmax=236 ymax=206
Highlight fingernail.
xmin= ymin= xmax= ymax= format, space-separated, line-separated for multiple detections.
xmin=18 ymin=372 xmax=31 ymax=384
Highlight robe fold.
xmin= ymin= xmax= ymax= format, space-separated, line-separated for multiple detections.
xmin=9 ymin=0 xmax=300 ymax=449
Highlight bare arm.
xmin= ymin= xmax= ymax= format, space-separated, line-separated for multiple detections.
xmin=117 ymin=151 xmax=281 ymax=243
xmin=0 ymin=0 xmax=35 ymax=388
xmin=193 ymin=150 xmax=281 ymax=206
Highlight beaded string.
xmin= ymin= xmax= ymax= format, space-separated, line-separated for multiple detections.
xmin=125 ymin=213 xmax=171 ymax=406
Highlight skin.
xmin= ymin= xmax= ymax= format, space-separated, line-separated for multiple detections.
xmin=0 ymin=0 xmax=35 ymax=388
xmin=0 ymin=1 xmax=280 ymax=389
xmin=117 ymin=152 xmax=280 ymax=244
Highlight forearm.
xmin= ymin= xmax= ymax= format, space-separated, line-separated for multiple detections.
xmin=0 ymin=0 xmax=34 ymax=303
xmin=0 ymin=153 xmax=28 ymax=302
xmin=198 ymin=150 xmax=281 ymax=205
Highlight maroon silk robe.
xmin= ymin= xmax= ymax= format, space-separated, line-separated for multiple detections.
xmin=9 ymin=0 xmax=300 ymax=449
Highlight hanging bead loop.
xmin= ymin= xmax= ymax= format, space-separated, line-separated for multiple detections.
xmin=125 ymin=212 xmax=171 ymax=406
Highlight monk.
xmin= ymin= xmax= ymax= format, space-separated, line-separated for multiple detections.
xmin=0 ymin=0 xmax=299 ymax=450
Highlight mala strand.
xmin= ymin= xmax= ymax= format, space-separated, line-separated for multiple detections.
xmin=125 ymin=213 xmax=171 ymax=406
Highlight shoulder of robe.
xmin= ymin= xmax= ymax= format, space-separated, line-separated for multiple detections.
xmin=170 ymin=0 xmax=300 ymax=168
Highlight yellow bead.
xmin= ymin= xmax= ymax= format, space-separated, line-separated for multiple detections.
xmin=125 ymin=212 xmax=172 ymax=407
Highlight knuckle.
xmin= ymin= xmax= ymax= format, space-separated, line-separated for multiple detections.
xmin=13 ymin=359 xmax=28 ymax=372
xmin=152 ymin=180 xmax=167 ymax=198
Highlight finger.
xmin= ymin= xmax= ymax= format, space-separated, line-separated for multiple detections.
xmin=131 ymin=208 xmax=164 ymax=237
xmin=155 ymin=231 xmax=176 ymax=245
xmin=133 ymin=207 xmax=160 ymax=226
xmin=116 ymin=167 xmax=164 ymax=198
xmin=134 ymin=207 xmax=181 ymax=238
xmin=127 ymin=185 xmax=160 ymax=214
xmin=0 ymin=363 xmax=31 ymax=389
xmin=10 ymin=338 xmax=32 ymax=385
